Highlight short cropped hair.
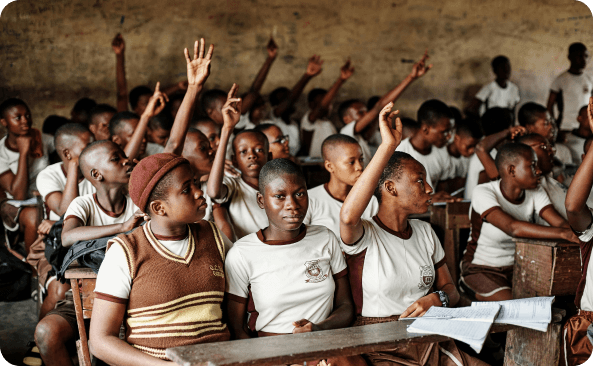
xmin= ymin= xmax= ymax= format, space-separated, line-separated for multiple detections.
xmin=491 ymin=55 xmax=510 ymax=71
xmin=42 ymin=115 xmax=70 ymax=136
xmin=149 ymin=111 xmax=173 ymax=131
xmin=515 ymin=133 xmax=545 ymax=146
xmin=109 ymin=111 xmax=139 ymax=137
xmin=259 ymin=158 xmax=305 ymax=194
xmin=79 ymin=140 xmax=117 ymax=177
xmin=89 ymin=104 xmax=117 ymax=126
xmin=456 ymin=118 xmax=483 ymax=140
xmin=307 ymin=88 xmax=327 ymax=104
xmin=494 ymin=142 xmax=533 ymax=172
xmin=374 ymin=151 xmax=416 ymax=203
xmin=0 ymin=98 xmax=28 ymax=118
xmin=417 ymin=99 xmax=452 ymax=126
xmin=201 ymin=89 xmax=227 ymax=113
xmin=232 ymin=129 xmax=269 ymax=153
xmin=338 ymin=99 xmax=361 ymax=123
xmin=71 ymin=98 xmax=97 ymax=122
xmin=254 ymin=123 xmax=277 ymax=134
xmin=481 ymin=107 xmax=513 ymax=136
xmin=54 ymin=123 xmax=91 ymax=153
xmin=569 ymin=42 xmax=587 ymax=55
xmin=129 ymin=86 xmax=152 ymax=110
xmin=321 ymin=134 xmax=359 ymax=161
xmin=518 ymin=102 xmax=547 ymax=127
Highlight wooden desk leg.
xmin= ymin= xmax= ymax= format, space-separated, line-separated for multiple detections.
xmin=443 ymin=228 xmax=460 ymax=285
xmin=70 ymin=279 xmax=92 ymax=366
xmin=504 ymin=323 xmax=562 ymax=366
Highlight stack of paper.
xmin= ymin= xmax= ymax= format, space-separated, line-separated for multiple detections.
xmin=406 ymin=305 xmax=501 ymax=353
xmin=471 ymin=296 xmax=554 ymax=332
xmin=6 ymin=197 xmax=38 ymax=207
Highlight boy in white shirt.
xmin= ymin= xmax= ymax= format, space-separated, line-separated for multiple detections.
xmin=470 ymin=55 xmax=520 ymax=117
xmin=548 ymin=42 xmax=592 ymax=132
xmin=564 ymin=105 xmax=591 ymax=164
xmin=445 ymin=118 xmax=483 ymax=191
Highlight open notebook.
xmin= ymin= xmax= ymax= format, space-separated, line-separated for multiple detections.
xmin=471 ymin=296 xmax=555 ymax=332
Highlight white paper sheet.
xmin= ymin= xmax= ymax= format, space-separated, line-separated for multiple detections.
xmin=471 ymin=296 xmax=554 ymax=332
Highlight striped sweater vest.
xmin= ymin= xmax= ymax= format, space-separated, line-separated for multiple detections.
xmin=108 ymin=221 xmax=230 ymax=359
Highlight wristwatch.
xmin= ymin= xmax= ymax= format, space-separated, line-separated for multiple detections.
xmin=434 ymin=290 xmax=449 ymax=307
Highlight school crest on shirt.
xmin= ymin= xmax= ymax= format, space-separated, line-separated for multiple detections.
xmin=304 ymin=260 xmax=328 ymax=283
xmin=418 ymin=265 xmax=434 ymax=289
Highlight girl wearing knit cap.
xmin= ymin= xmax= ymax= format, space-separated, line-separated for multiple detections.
xmin=90 ymin=152 xmax=233 ymax=364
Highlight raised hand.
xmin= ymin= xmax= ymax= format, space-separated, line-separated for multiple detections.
xmin=143 ymin=82 xmax=169 ymax=118
xmin=339 ymin=59 xmax=355 ymax=81
xmin=111 ymin=33 xmax=125 ymax=55
xmin=378 ymin=102 xmax=403 ymax=149
xmin=588 ymin=97 xmax=593 ymax=133
xmin=509 ymin=126 xmax=528 ymax=140
xmin=184 ymin=38 xmax=214 ymax=87
xmin=222 ymin=83 xmax=242 ymax=130
xmin=267 ymin=37 xmax=278 ymax=59
xmin=409 ymin=49 xmax=432 ymax=80
xmin=122 ymin=211 xmax=150 ymax=232
xmin=306 ymin=55 xmax=324 ymax=77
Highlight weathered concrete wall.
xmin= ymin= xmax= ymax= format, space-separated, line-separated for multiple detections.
xmin=1 ymin=0 xmax=592 ymax=126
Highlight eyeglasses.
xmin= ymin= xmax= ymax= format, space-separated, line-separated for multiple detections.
xmin=272 ymin=135 xmax=290 ymax=145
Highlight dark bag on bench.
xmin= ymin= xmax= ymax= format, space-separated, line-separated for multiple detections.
xmin=57 ymin=235 xmax=115 ymax=283
xmin=44 ymin=218 xmax=67 ymax=277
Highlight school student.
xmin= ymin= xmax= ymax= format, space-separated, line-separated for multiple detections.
xmin=254 ymin=123 xmax=293 ymax=161
xmin=563 ymin=96 xmax=593 ymax=366
xmin=564 ymin=105 xmax=591 ymax=164
xmin=88 ymin=104 xmax=117 ymax=141
xmin=340 ymin=103 xmax=485 ymax=365
xmin=304 ymin=134 xmax=378 ymax=238
xmin=461 ymin=143 xmax=577 ymax=301
xmin=445 ymin=118 xmax=483 ymax=190
xmin=469 ymin=55 xmax=520 ymax=117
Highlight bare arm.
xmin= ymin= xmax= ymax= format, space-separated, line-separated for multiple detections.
xmin=273 ymin=55 xmax=323 ymax=119
xmin=225 ymin=299 xmax=251 ymax=340
xmin=112 ymin=34 xmax=128 ymax=112
xmin=165 ymin=39 xmax=214 ymax=155
xmin=475 ymin=126 xmax=526 ymax=180
xmin=484 ymin=208 xmax=577 ymax=242
xmin=340 ymin=103 xmax=402 ymax=244
xmin=61 ymin=213 xmax=145 ymax=247
xmin=212 ymin=204 xmax=236 ymax=242
xmin=308 ymin=60 xmax=354 ymax=122
xmin=45 ymin=161 xmax=80 ymax=217
xmin=89 ymin=299 xmax=174 ymax=365
xmin=541 ymin=206 xmax=570 ymax=228
xmin=400 ymin=264 xmax=459 ymax=318
xmin=241 ymin=38 xmax=278 ymax=114
xmin=0 ymin=135 xmax=32 ymax=200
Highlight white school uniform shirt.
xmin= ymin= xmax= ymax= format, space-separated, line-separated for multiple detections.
xmin=144 ymin=142 xmax=164 ymax=157
xmin=301 ymin=111 xmax=337 ymax=158
xmin=395 ymin=138 xmax=453 ymax=190
xmin=475 ymin=81 xmax=520 ymax=116
xmin=464 ymin=149 xmax=497 ymax=200
xmin=551 ymin=71 xmax=593 ymax=131
xmin=268 ymin=112 xmax=301 ymax=156
xmin=212 ymin=176 xmax=268 ymax=239
xmin=200 ymin=181 xmax=213 ymax=222
xmin=341 ymin=218 xmax=445 ymax=317
xmin=303 ymin=183 xmax=379 ymax=238
xmin=554 ymin=143 xmax=574 ymax=165
xmin=535 ymin=174 xmax=568 ymax=226
xmin=575 ymin=219 xmax=593 ymax=312
xmin=64 ymin=193 xmax=138 ymax=227
xmin=36 ymin=163 xmax=96 ymax=220
xmin=225 ymin=225 xmax=347 ymax=334
xmin=469 ymin=180 xmax=552 ymax=268
xmin=340 ymin=122 xmax=373 ymax=166
xmin=0 ymin=134 xmax=53 ymax=199
xmin=564 ymin=132 xmax=586 ymax=164
xmin=449 ymin=154 xmax=471 ymax=179
xmin=95 ymin=221 xmax=233 ymax=300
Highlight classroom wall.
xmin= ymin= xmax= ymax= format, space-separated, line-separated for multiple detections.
xmin=1 ymin=0 xmax=593 ymax=127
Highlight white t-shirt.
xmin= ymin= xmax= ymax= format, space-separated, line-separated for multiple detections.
xmin=225 ymin=225 xmax=347 ymax=334
xmin=564 ymin=132 xmax=586 ymax=164
xmin=144 ymin=142 xmax=164 ymax=158
xmin=301 ymin=111 xmax=337 ymax=158
xmin=576 ymin=218 xmax=593 ymax=312
xmin=464 ymin=149 xmax=497 ymax=200
xmin=340 ymin=122 xmax=373 ymax=167
xmin=341 ymin=218 xmax=445 ymax=317
xmin=0 ymin=133 xmax=53 ymax=199
xmin=536 ymin=174 xmax=568 ymax=226
xmin=303 ymin=184 xmax=378 ymax=238
xmin=475 ymin=81 xmax=520 ymax=116
xmin=95 ymin=221 xmax=233 ymax=300
xmin=554 ymin=143 xmax=573 ymax=165
xmin=236 ymin=113 xmax=256 ymax=131
xmin=268 ymin=113 xmax=301 ymax=156
xmin=36 ymin=163 xmax=96 ymax=220
xmin=449 ymin=154 xmax=471 ymax=179
xmin=200 ymin=181 xmax=213 ymax=222
xmin=551 ymin=71 xmax=593 ymax=131
xmin=469 ymin=180 xmax=552 ymax=267
xmin=213 ymin=176 xmax=268 ymax=239
xmin=64 ymin=193 xmax=138 ymax=227
xmin=395 ymin=138 xmax=453 ymax=189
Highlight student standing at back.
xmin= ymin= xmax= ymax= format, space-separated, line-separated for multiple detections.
xmin=469 ymin=55 xmax=520 ymax=117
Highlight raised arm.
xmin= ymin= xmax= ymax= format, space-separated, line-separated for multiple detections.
xmin=353 ymin=50 xmax=432 ymax=134
xmin=124 ymin=82 xmax=168 ymax=160
xmin=165 ymin=39 xmax=214 ymax=155
xmin=0 ymin=135 xmax=32 ymax=200
xmin=308 ymin=59 xmax=354 ymax=122
xmin=475 ymin=126 xmax=526 ymax=180
xmin=340 ymin=103 xmax=402 ymax=244
xmin=566 ymin=97 xmax=593 ymax=231
xmin=207 ymin=84 xmax=242 ymax=200
xmin=273 ymin=55 xmax=323 ymax=119
xmin=112 ymin=34 xmax=128 ymax=112
xmin=241 ymin=38 xmax=278 ymax=114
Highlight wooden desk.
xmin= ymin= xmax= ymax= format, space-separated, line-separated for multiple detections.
xmin=65 ymin=267 xmax=97 ymax=366
xmin=504 ymin=238 xmax=581 ymax=366
xmin=430 ymin=201 xmax=471 ymax=284
xmin=167 ymin=321 xmax=516 ymax=366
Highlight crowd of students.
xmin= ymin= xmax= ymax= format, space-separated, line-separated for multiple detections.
xmin=2 ymin=34 xmax=593 ymax=366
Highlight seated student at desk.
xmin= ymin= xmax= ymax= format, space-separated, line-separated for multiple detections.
xmin=340 ymin=103 xmax=485 ymax=366
xmin=461 ymin=143 xmax=577 ymax=302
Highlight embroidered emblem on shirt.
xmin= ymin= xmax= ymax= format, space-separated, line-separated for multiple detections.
xmin=304 ymin=260 xmax=328 ymax=283
xmin=210 ymin=265 xmax=224 ymax=277
xmin=418 ymin=265 xmax=434 ymax=289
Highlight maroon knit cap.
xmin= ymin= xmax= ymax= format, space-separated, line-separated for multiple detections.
xmin=128 ymin=153 xmax=188 ymax=212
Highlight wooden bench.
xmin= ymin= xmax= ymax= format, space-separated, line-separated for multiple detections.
xmin=430 ymin=201 xmax=471 ymax=284
xmin=504 ymin=237 xmax=582 ymax=366
xmin=65 ymin=267 xmax=97 ymax=366
xmin=167 ymin=320 xmax=518 ymax=366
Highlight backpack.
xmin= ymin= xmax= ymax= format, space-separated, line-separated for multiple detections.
xmin=44 ymin=218 xmax=67 ymax=277
xmin=56 ymin=235 xmax=115 ymax=283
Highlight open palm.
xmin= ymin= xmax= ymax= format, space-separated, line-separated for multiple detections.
xmin=185 ymin=38 xmax=214 ymax=86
